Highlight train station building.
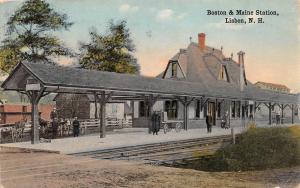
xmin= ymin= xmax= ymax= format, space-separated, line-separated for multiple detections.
xmin=1 ymin=33 xmax=299 ymax=144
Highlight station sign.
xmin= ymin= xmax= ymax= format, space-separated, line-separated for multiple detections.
xmin=248 ymin=100 xmax=254 ymax=105
xmin=26 ymin=83 xmax=41 ymax=91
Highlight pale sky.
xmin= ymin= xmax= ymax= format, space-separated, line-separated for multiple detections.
xmin=0 ymin=0 xmax=299 ymax=92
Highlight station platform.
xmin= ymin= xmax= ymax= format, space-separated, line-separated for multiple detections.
xmin=0 ymin=127 xmax=245 ymax=154
xmin=1 ymin=123 xmax=296 ymax=154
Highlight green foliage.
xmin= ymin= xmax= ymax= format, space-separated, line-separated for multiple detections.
xmin=79 ymin=20 xmax=140 ymax=74
xmin=0 ymin=0 xmax=73 ymax=73
xmin=216 ymin=126 xmax=300 ymax=171
xmin=0 ymin=47 xmax=19 ymax=74
xmin=175 ymin=126 xmax=300 ymax=172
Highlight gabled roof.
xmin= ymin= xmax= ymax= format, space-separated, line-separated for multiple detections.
xmin=155 ymin=42 xmax=298 ymax=104
xmin=158 ymin=42 xmax=245 ymax=85
xmin=0 ymin=61 xmax=219 ymax=98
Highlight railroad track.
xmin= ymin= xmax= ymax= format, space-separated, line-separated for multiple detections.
xmin=69 ymin=134 xmax=234 ymax=164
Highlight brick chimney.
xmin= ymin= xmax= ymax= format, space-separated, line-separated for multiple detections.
xmin=198 ymin=33 xmax=206 ymax=51
xmin=237 ymin=51 xmax=246 ymax=91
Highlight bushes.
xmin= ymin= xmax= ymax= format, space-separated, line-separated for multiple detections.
xmin=213 ymin=126 xmax=300 ymax=171
xmin=177 ymin=126 xmax=300 ymax=172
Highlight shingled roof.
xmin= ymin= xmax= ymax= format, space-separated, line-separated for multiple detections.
xmin=158 ymin=42 xmax=247 ymax=85
xmin=1 ymin=61 xmax=297 ymax=104
xmin=156 ymin=41 xmax=297 ymax=104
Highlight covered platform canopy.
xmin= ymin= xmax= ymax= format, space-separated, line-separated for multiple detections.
xmin=1 ymin=62 xmax=299 ymax=144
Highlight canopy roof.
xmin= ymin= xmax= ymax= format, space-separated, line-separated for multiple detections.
xmin=1 ymin=62 xmax=298 ymax=104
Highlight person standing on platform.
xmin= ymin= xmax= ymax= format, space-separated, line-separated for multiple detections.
xmin=276 ymin=110 xmax=280 ymax=125
xmin=152 ymin=112 xmax=161 ymax=135
xmin=72 ymin=117 xmax=80 ymax=137
xmin=52 ymin=117 xmax=58 ymax=139
xmin=206 ymin=115 xmax=212 ymax=133
xmin=50 ymin=107 xmax=58 ymax=120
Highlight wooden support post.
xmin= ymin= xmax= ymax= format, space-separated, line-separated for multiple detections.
xmin=228 ymin=100 xmax=231 ymax=127
xmin=147 ymin=94 xmax=159 ymax=134
xmin=100 ymin=91 xmax=106 ymax=138
xmin=27 ymin=89 xmax=44 ymax=144
xmin=183 ymin=102 xmax=188 ymax=130
xmin=148 ymin=95 xmax=153 ymax=134
xmin=292 ymin=104 xmax=294 ymax=124
xmin=253 ymin=101 xmax=256 ymax=122
xmin=231 ymin=128 xmax=235 ymax=144
xmin=177 ymin=96 xmax=193 ymax=131
xmin=241 ymin=100 xmax=245 ymax=128
xmin=31 ymin=92 xmax=40 ymax=144
xmin=268 ymin=102 xmax=272 ymax=125
xmin=94 ymin=92 xmax=98 ymax=119
xmin=281 ymin=104 xmax=284 ymax=124
xmin=130 ymin=101 xmax=134 ymax=125
xmin=99 ymin=91 xmax=112 ymax=138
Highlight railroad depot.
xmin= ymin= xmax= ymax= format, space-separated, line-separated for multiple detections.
xmin=1 ymin=33 xmax=299 ymax=144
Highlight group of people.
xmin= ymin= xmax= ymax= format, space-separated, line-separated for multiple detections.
xmin=50 ymin=108 xmax=81 ymax=139
xmin=150 ymin=111 xmax=227 ymax=134
xmin=206 ymin=112 xmax=231 ymax=133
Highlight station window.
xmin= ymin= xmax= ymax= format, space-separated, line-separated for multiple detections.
xmin=236 ymin=101 xmax=241 ymax=118
xmin=249 ymin=104 xmax=253 ymax=116
xmin=217 ymin=102 xmax=221 ymax=118
xmin=242 ymin=104 xmax=249 ymax=118
xmin=231 ymin=101 xmax=236 ymax=118
xmin=139 ymin=101 xmax=149 ymax=117
xmin=112 ymin=104 xmax=117 ymax=113
xmin=165 ymin=100 xmax=178 ymax=119
xmin=195 ymin=100 xmax=200 ymax=118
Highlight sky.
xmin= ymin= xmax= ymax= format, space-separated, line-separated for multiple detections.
xmin=0 ymin=0 xmax=299 ymax=92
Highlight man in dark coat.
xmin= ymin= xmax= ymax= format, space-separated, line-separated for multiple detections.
xmin=73 ymin=117 xmax=80 ymax=137
xmin=52 ymin=118 xmax=58 ymax=139
xmin=206 ymin=115 xmax=212 ymax=133
xmin=152 ymin=112 xmax=161 ymax=135
xmin=50 ymin=108 xmax=58 ymax=120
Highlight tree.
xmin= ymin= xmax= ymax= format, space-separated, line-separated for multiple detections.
xmin=0 ymin=47 xmax=19 ymax=74
xmin=79 ymin=20 xmax=140 ymax=74
xmin=0 ymin=0 xmax=73 ymax=73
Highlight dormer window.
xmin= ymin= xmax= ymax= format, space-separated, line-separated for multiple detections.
xmin=162 ymin=60 xmax=184 ymax=79
xmin=218 ymin=65 xmax=229 ymax=82
xmin=171 ymin=61 xmax=177 ymax=77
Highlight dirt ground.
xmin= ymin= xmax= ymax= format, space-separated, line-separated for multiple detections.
xmin=1 ymin=147 xmax=300 ymax=188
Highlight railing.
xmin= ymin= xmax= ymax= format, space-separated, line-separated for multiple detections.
xmin=106 ymin=118 xmax=132 ymax=128
xmin=0 ymin=122 xmax=31 ymax=143
xmin=0 ymin=118 xmax=133 ymax=143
